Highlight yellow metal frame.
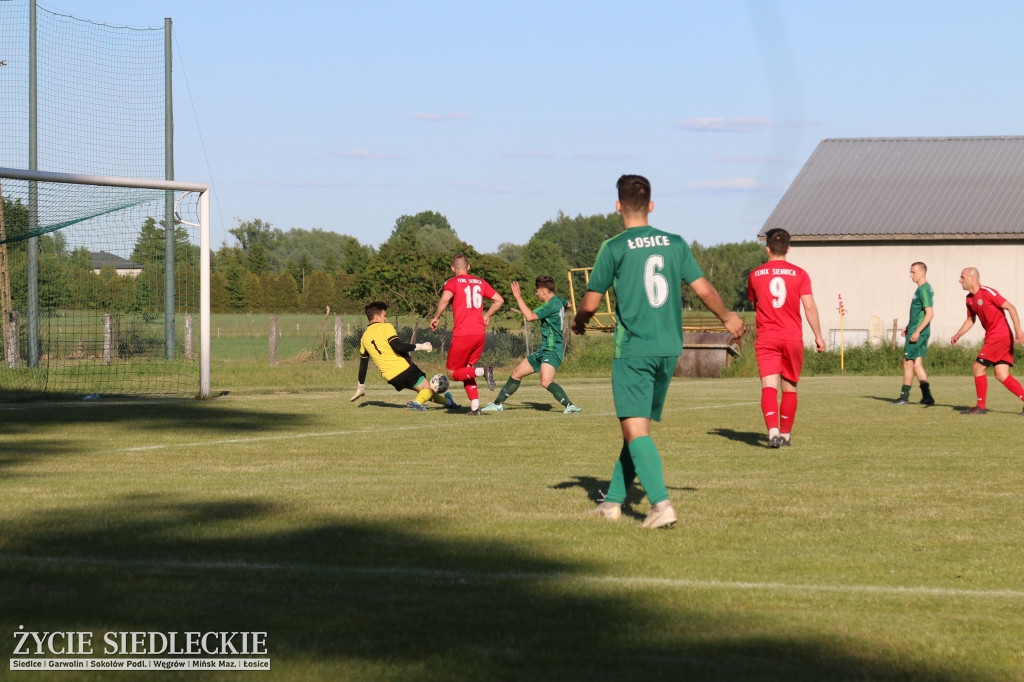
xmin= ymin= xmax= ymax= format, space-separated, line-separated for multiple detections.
xmin=567 ymin=267 xmax=616 ymax=330
xmin=567 ymin=267 xmax=750 ymax=350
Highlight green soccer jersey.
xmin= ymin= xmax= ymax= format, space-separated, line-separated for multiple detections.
xmin=587 ymin=225 xmax=705 ymax=358
xmin=909 ymin=283 xmax=934 ymax=334
xmin=534 ymin=295 xmax=568 ymax=356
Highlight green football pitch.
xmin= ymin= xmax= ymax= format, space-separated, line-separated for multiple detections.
xmin=2 ymin=375 xmax=1022 ymax=680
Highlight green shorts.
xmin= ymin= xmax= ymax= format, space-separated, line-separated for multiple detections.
xmin=526 ymin=348 xmax=563 ymax=372
xmin=904 ymin=333 xmax=930 ymax=361
xmin=611 ymin=356 xmax=677 ymax=421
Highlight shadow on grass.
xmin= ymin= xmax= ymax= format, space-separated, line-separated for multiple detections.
xmin=522 ymin=401 xmax=555 ymax=411
xmin=709 ymin=427 xmax=765 ymax=448
xmin=0 ymin=495 xmax=983 ymax=681
xmin=552 ymin=475 xmax=699 ymax=522
xmin=356 ymin=400 xmax=414 ymax=410
xmin=1 ymin=400 xmax=312 ymax=433
xmin=0 ymin=400 xmax=317 ymax=473
xmin=863 ymin=395 xmax=992 ymax=413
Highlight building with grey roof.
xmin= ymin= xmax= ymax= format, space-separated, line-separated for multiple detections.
xmin=90 ymin=251 xmax=143 ymax=277
xmin=760 ymin=136 xmax=1024 ymax=347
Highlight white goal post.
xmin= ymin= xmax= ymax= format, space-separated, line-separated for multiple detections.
xmin=0 ymin=166 xmax=211 ymax=398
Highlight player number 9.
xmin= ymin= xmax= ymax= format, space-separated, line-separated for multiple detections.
xmin=769 ymin=276 xmax=787 ymax=308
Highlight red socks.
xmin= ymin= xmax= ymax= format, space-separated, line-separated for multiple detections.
xmin=780 ymin=392 xmax=798 ymax=435
xmin=1000 ymin=375 xmax=1024 ymax=401
xmin=462 ymin=378 xmax=479 ymax=402
xmin=760 ymin=387 xmax=778 ymax=432
xmin=975 ymin=375 xmax=988 ymax=409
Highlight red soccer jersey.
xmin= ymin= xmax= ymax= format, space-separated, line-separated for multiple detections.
xmin=443 ymin=275 xmax=496 ymax=337
xmin=748 ymin=261 xmax=813 ymax=342
xmin=966 ymin=286 xmax=1011 ymax=339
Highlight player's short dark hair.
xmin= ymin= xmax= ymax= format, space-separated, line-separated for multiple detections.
xmin=535 ymin=275 xmax=556 ymax=293
xmin=912 ymin=261 xmax=927 ymax=273
xmin=765 ymin=228 xmax=791 ymax=256
xmin=451 ymin=253 xmax=469 ymax=270
xmin=616 ymin=174 xmax=651 ymax=214
xmin=364 ymin=301 xmax=387 ymax=320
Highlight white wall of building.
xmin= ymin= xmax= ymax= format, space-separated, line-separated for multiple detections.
xmin=788 ymin=243 xmax=1024 ymax=349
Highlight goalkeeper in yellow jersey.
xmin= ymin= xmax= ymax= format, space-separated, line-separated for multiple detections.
xmin=352 ymin=301 xmax=456 ymax=411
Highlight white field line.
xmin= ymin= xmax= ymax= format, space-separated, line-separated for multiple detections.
xmin=116 ymin=401 xmax=759 ymax=453
xmin=2 ymin=553 xmax=1021 ymax=600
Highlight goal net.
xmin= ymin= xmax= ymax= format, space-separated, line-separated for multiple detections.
xmin=0 ymin=168 xmax=210 ymax=398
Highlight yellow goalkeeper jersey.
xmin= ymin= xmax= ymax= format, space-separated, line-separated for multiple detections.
xmin=359 ymin=322 xmax=411 ymax=381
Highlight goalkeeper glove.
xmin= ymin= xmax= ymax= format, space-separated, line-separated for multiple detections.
xmin=414 ymin=342 xmax=433 ymax=352
xmin=350 ymin=383 xmax=365 ymax=401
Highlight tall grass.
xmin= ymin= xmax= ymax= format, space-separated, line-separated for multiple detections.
xmin=724 ymin=333 xmax=980 ymax=378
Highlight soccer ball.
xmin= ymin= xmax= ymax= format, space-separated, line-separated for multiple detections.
xmin=429 ymin=373 xmax=449 ymax=393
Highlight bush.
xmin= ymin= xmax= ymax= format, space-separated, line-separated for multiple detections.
xmin=722 ymin=330 xmax=979 ymax=378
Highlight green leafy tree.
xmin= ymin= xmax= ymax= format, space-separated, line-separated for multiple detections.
xmin=322 ymin=252 xmax=338 ymax=275
xmin=247 ymin=243 xmax=271 ymax=274
xmin=223 ymin=260 xmax=248 ymax=311
xmin=490 ymin=242 xmax=525 ymax=267
xmin=522 ymin=237 xmax=571 ymax=285
xmin=265 ymin=270 xmax=300 ymax=312
xmin=347 ymin=244 xmax=450 ymax=326
xmin=341 ymin=236 xmax=375 ymax=274
xmin=688 ymin=241 xmax=767 ymax=311
xmin=229 ymin=217 xmax=281 ymax=253
xmin=240 ymin=272 xmax=265 ymax=312
xmin=332 ymin=272 xmax=362 ymax=313
xmin=295 ymin=254 xmax=312 ymax=291
xmin=266 ymin=228 xmax=363 ymax=271
xmin=532 ymin=211 xmax=624 ymax=268
xmin=131 ymin=216 xmax=198 ymax=267
xmin=301 ymin=270 xmax=335 ymax=313
xmin=384 ymin=211 xmax=459 ymax=253
xmin=210 ymin=272 xmax=231 ymax=313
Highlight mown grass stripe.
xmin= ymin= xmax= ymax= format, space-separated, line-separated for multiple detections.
xmin=3 ymin=553 xmax=1020 ymax=599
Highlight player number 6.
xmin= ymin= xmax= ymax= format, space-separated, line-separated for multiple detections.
xmin=644 ymin=254 xmax=668 ymax=308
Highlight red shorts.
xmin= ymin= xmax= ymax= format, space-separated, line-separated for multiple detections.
xmin=447 ymin=334 xmax=485 ymax=371
xmin=978 ymin=334 xmax=1014 ymax=366
xmin=755 ymin=337 xmax=805 ymax=383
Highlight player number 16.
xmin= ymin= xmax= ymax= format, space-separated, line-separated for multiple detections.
xmin=464 ymin=284 xmax=483 ymax=309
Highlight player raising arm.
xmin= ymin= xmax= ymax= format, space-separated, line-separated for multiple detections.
xmin=353 ymin=301 xmax=455 ymax=411
xmin=482 ymin=277 xmax=581 ymax=414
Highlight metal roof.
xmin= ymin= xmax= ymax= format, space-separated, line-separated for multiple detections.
xmin=90 ymin=251 xmax=142 ymax=270
xmin=760 ymin=137 xmax=1024 ymax=240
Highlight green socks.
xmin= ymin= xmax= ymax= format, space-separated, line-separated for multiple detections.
xmin=899 ymin=384 xmax=911 ymax=401
xmin=545 ymin=382 xmax=571 ymax=407
xmin=605 ymin=437 xmax=669 ymax=506
xmin=628 ymin=436 xmax=669 ymax=505
xmin=605 ymin=441 xmax=635 ymax=504
xmin=495 ymin=378 xmax=521 ymax=405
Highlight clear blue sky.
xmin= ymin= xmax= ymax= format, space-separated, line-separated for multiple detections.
xmin=38 ymin=0 xmax=1024 ymax=254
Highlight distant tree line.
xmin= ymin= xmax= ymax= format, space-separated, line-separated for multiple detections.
xmin=1 ymin=197 xmax=198 ymax=315
xmin=0 ymin=195 xmax=768 ymax=322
